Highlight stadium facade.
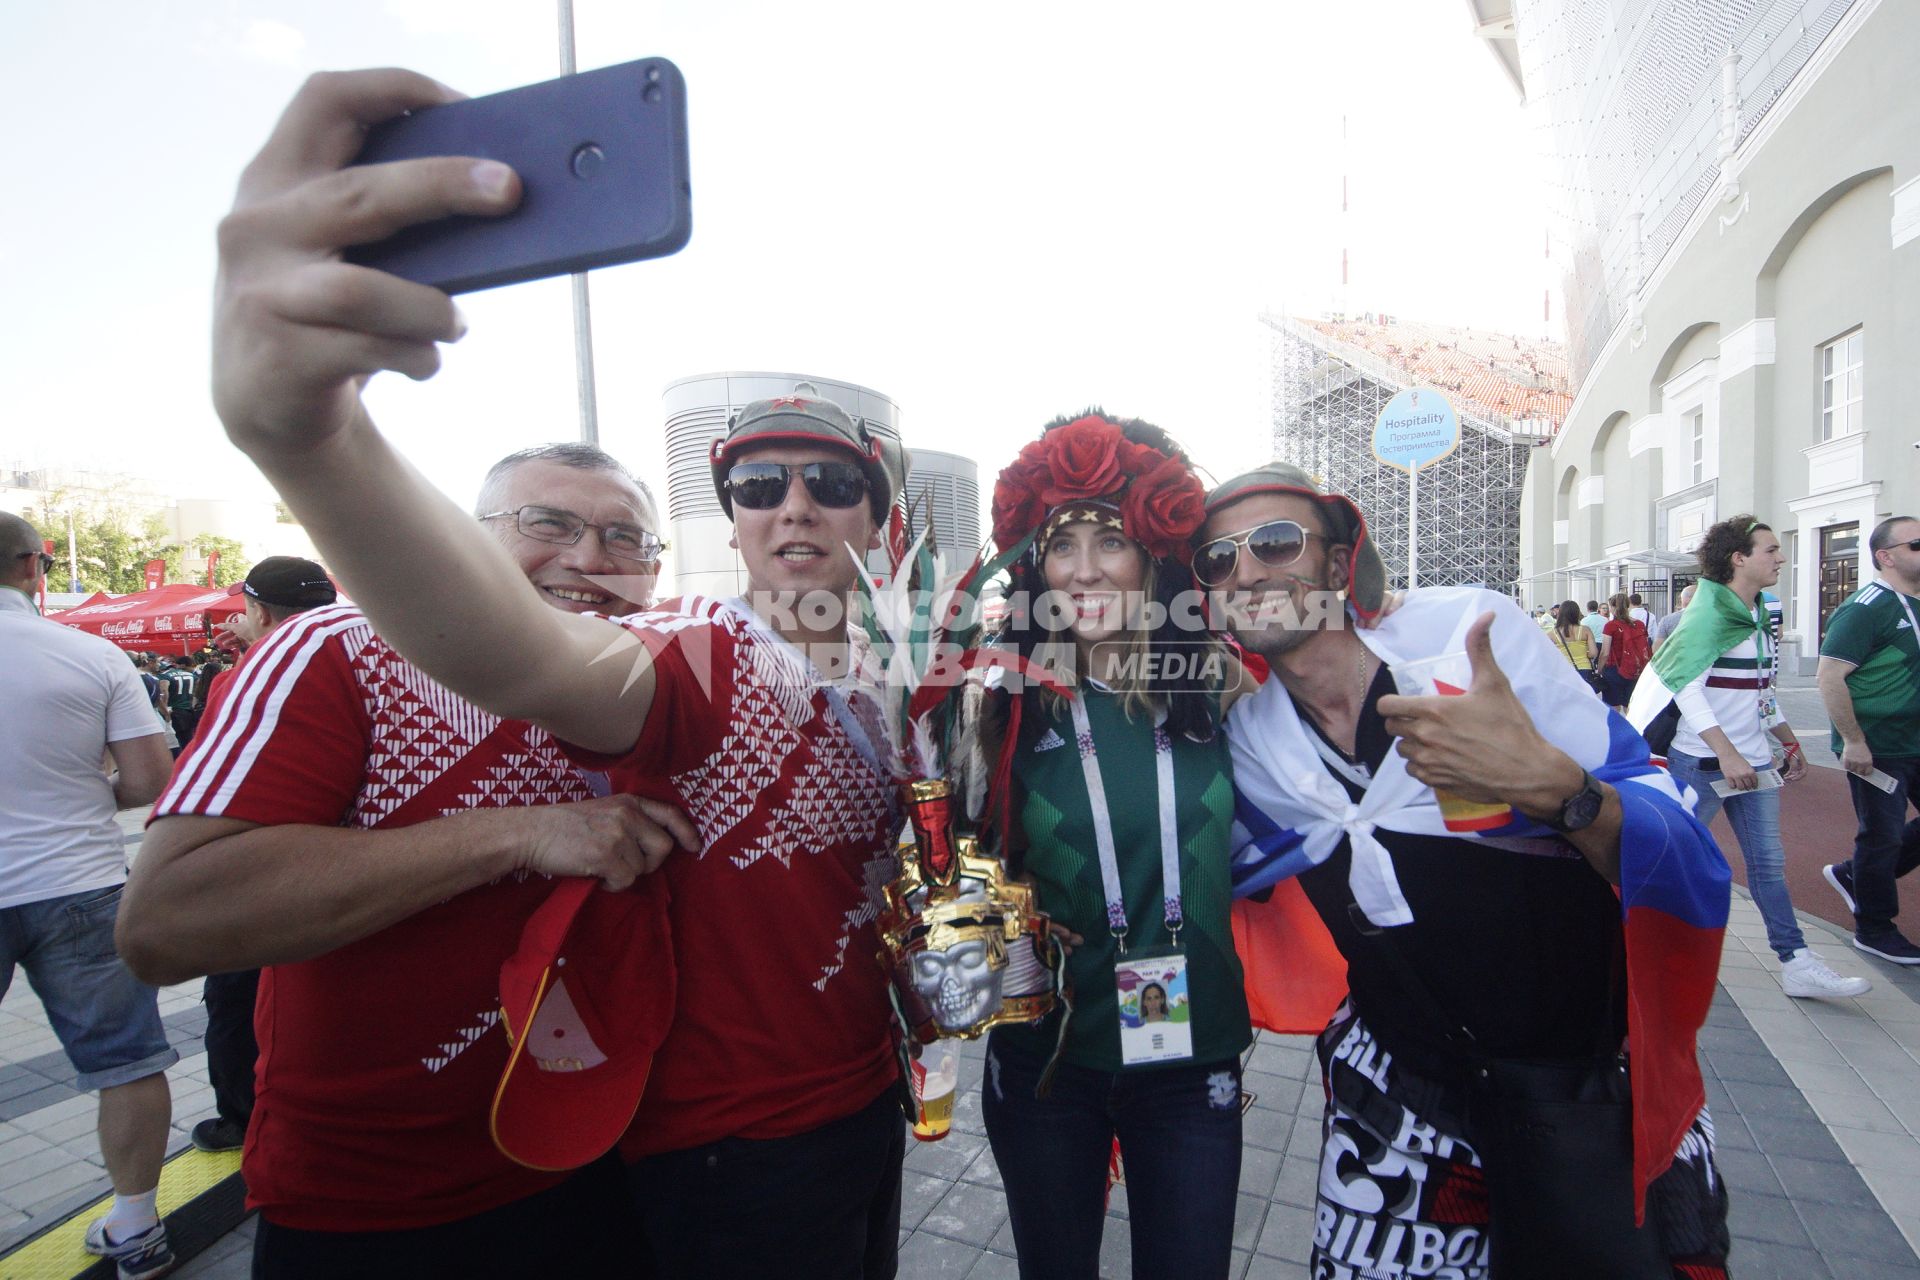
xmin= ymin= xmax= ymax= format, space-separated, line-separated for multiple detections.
xmin=1513 ymin=0 xmax=1920 ymax=671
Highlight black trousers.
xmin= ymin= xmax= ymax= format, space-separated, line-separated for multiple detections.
xmin=624 ymin=1088 xmax=905 ymax=1280
xmin=252 ymin=1153 xmax=635 ymax=1279
xmin=203 ymin=969 xmax=260 ymax=1126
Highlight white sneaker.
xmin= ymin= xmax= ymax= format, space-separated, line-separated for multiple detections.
xmin=1782 ymin=948 xmax=1872 ymax=1000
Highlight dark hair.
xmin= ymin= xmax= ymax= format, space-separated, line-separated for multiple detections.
xmin=1585 ymin=600 xmax=1599 ymax=613
xmin=1697 ymin=515 xmax=1769 ymax=584
xmin=474 ymin=443 xmax=655 ymax=518
xmin=1608 ymin=592 xmax=1630 ymax=621
xmin=1869 ymin=516 xmax=1920 ymax=559
xmin=1555 ymin=600 xmax=1582 ymax=629
xmin=1628 ymin=593 xmax=1643 ymax=607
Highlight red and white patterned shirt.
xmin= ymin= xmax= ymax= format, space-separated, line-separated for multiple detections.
xmin=576 ymin=596 xmax=903 ymax=1158
xmin=153 ymin=604 xmax=597 ymax=1231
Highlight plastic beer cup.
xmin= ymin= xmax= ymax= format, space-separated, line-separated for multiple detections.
xmin=1389 ymin=651 xmax=1514 ymax=833
xmin=910 ymin=1044 xmax=957 ymax=1141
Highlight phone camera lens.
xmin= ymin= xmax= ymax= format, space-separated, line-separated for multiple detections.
xmin=571 ymin=143 xmax=606 ymax=179
xmin=647 ymin=66 xmax=662 ymax=83
xmin=642 ymin=84 xmax=664 ymax=104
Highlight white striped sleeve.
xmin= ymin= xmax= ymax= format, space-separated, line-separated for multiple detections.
xmin=153 ymin=606 xmax=372 ymax=824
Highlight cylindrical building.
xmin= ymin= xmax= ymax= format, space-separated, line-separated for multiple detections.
xmin=900 ymin=449 xmax=982 ymax=559
xmin=661 ymin=372 xmax=903 ymax=600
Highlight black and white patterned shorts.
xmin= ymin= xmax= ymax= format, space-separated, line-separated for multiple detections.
xmin=1309 ymin=1003 xmax=1730 ymax=1280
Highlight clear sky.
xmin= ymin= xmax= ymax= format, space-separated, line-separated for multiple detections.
xmin=2 ymin=0 xmax=1556 ymax=569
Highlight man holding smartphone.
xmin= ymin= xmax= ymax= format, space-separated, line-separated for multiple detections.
xmin=203 ymin=70 xmax=911 ymax=1279
xmin=1818 ymin=515 xmax=1920 ymax=963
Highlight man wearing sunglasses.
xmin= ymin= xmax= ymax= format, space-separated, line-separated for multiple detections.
xmin=204 ymin=79 xmax=912 ymax=1269
xmin=119 ymin=444 xmax=696 ymax=1277
xmin=1818 ymin=515 xmax=1920 ymax=964
xmin=1201 ymin=464 xmax=1732 ymax=1276
xmin=0 ymin=512 xmax=180 ymax=1280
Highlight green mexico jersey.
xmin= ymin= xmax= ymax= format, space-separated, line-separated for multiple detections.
xmin=1821 ymin=581 xmax=1920 ymax=758
xmin=998 ymin=685 xmax=1250 ymax=1072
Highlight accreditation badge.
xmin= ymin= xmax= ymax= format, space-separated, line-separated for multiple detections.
xmin=1114 ymin=947 xmax=1193 ymax=1066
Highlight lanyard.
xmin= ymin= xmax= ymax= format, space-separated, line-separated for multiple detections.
xmin=1067 ymin=691 xmax=1182 ymax=954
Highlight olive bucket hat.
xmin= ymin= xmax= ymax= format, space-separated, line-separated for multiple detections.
xmin=1201 ymin=462 xmax=1388 ymax=620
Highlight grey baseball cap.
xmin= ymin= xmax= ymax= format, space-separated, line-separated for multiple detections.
xmin=1202 ymin=463 xmax=1387 ymax=619
xmin=708 ymin=383 xmax=908 ymax=523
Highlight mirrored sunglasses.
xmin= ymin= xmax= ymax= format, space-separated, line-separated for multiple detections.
xmin=1192 ymin=519 xmax=1327 ymax=587
xmin=725 ymin=461 xmax=869 ymax=511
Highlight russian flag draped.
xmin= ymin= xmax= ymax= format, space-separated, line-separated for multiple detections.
xmin=1225 ymin=588 xmax=1731 ymax=1220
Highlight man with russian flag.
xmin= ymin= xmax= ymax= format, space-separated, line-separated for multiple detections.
xmin=1198 ymin=464 xmax=1732 ymax=1279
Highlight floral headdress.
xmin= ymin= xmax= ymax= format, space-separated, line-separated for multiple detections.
xmin=990 ymin=413 xmax=1206 ymax=564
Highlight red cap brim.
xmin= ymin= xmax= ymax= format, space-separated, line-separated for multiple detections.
xmin=490 ymin=876 xmax=675 ymax=1171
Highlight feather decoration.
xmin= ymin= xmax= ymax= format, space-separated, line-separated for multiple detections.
xmin=845 ymin=521 xmax=1042 ymax=782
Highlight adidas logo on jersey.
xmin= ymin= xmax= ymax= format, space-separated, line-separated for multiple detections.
xmin=1034 ymin=728 xmax=1066 ymax=752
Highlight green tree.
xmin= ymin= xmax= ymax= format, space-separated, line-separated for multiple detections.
xmin=158 ymin=535 xmax=251 ymax=589
xmin=25 ymin=492 xmax=253 ymax=593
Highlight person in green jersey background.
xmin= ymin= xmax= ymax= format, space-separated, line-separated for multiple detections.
xmin=1819 ymin=516 xmax=1920 ymax=964
xmin=979 ymin=411 xmax=1250 ymax=1280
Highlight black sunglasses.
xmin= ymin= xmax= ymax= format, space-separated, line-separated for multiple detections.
xmin=1192 ymin=519 xmax=1329 ymax=587
xmin=724 ymin=461 xmax=868 ymax=511
xmin=1890 ymin=539 xmax=1920 ymax=554
xmin=16 ymin=551 xmax=54 ymax=575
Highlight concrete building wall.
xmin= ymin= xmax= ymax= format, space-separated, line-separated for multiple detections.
xmin=1517 ymin=0 xmax=1920 ymax=669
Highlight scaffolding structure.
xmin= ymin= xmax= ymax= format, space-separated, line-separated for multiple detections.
xmin=1263 ymin=314 xmax=1553 ymax=595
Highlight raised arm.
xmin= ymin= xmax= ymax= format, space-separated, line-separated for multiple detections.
xmin=210 ymin=70 xmax=649 ymax=754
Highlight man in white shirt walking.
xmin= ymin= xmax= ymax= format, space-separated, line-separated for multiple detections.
xmin=0 ymin=513 xmax=179 ymax=1279
xmin=1655 ymin=515 xmax=1867 ymax=1000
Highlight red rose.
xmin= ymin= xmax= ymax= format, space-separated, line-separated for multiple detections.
xmin=1039 ymin=416 xmax=1126 ymax=506
xmin=1120 ymin=456 xmax=1207 ymax=563
xmin=991 ymin=444 xmax=1050 ymax=551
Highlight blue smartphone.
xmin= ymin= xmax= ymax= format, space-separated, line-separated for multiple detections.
xmin=345 ymin=57 xmax=691 ymax=295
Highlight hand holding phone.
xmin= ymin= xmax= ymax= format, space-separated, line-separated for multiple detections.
xmin=346 ymin=58 xmax=692 ymax=294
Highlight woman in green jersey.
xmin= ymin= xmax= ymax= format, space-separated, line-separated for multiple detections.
xmin=979 ymin=411 xmax=1249 ymax=1280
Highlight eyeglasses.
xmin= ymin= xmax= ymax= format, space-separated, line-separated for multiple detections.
xmin=15 ymin=551 xmax=54 ymax=575
xmin=724 ymin=461 xmax=869 ymax=511
xmin=1192 ymin=520 xmax=1330 ymax=587
xmin=479 ymin=505 xmax=666 ymax=562
xmin=1889 ymin=539 xmax=1920 ymax=554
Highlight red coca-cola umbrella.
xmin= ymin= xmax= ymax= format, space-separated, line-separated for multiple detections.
xmin=50 ymin=583 xmax=249 ymax=655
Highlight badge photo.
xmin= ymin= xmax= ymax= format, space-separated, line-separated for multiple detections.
xmin=1114 ymin=949 xmax=1193 ymax=1066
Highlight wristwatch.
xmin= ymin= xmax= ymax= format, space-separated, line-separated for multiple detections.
xmin=1542 ymin=769 xmax=1605 ymax=833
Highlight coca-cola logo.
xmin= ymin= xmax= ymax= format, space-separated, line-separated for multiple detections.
xmin=101 ymin=620 xmax=147 ymax=638
xmin=154 ymin=615 xmax=174 ymax=631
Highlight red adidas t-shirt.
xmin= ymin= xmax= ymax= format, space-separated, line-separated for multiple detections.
xmin=580 ymin=596 xmax=902 ymax=1159
xmin=152 ymin=604 xmax=600 ymax=1231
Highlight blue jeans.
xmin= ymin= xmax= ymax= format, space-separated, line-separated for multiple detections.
xmin=1669 ymin=752 xmax=1805 ymax=960
xmin=0 ymin=885 xmax=178 ymax=1090
xmin=1845 ymin=755 xmax=1920 ymax=938
xmin=982 ymin=1030 xmax=1242 ymax=1280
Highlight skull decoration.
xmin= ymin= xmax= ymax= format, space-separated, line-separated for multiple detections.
xmin=878 ymin=780 xmax=1062 ymax=1042
xmin=913 ymin=938 xmax=1000 ymax=1030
